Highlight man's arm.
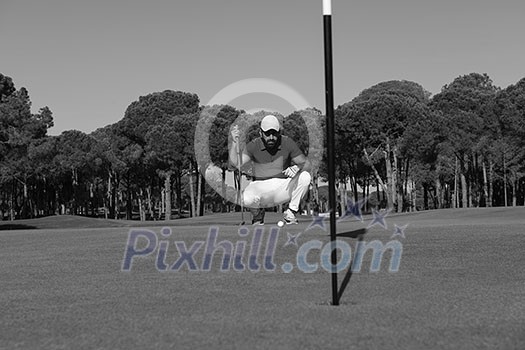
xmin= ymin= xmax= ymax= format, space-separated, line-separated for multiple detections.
xmin=283 ymin=153 xmax=311 ymax=178
xmin=229 ymin=125 xmax=251 ymax=169
xmin=282 ymin=136 xmax=311 ymax=178
xmin=229 ymin=142 xmax=251 ymax=169
xmin=292 ymin=154 xmax=312 ymax=172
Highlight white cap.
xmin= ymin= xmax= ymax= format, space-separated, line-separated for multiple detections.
xmin=260 ymin=115 xmax=280 ymax=132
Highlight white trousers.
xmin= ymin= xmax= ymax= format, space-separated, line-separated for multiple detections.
xmin=243 ymin=171 xmax=311 ymax=212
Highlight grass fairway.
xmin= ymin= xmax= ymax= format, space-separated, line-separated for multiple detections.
xmin=1 ymin=208 xmax=524 ymax=349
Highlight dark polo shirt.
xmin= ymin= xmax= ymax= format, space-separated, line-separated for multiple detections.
xmin=245 ymin=136 xmax=303 ymax=180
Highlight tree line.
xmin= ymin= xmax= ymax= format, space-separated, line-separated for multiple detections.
xmin=0 ymin=72 xmax=524 ymax=221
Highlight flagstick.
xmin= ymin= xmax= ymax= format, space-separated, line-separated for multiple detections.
xmin=323 ymin=0 xmax=339 ymax=306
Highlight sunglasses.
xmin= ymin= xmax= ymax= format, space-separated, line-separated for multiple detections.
xmin=261 ymin=129 xmax=280 ymax=137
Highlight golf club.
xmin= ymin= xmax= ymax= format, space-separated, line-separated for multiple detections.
xmin=235 ymin=127 xmax=245 ymax=225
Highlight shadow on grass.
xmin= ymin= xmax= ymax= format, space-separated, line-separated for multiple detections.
xmin=0 ymin=224 xmax=38 ymax=230
xmin=335 ymin=228 xmax=367 ymax=303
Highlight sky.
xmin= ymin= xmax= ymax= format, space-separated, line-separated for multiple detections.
xmin=1 ymin=0 xmax=524 ymax=135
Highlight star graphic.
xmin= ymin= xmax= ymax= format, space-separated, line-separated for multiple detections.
xmin=307 ymin=213 xmax=329 ymax=231
xmin=338 ymin=198 xmax=366 ymax=223
xmin=392 ymin=224 xmax=409 ymax=239
xmin=284 ymin=231 xmax=301 ymax=247
xmin=367 ymin=209 xmax=391 ymax=229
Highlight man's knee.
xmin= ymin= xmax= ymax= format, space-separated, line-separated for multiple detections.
xmin=243 ymin=191 xmax=260 ymax=208
xmin=297 ymin=171 xmax=311 ymax=187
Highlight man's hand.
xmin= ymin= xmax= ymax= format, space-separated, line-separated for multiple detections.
xmin=283 ymin=165 xmax=300 ymax=178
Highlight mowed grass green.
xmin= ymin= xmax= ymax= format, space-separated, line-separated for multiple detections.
xmin=1 ymin=208 xmax=524 ymax=349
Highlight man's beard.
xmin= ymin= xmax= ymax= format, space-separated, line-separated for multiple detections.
xmin=266 ymin=139 xmax=276 ymax=148
xmin=263 ymin=136 xmax=280 ymax=152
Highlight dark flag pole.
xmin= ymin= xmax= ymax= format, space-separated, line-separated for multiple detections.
xmin=323 ymin=0 xmax=339 ymax=306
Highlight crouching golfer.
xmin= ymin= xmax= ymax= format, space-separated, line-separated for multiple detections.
xmin=229 ymin=115 xmax=311 ymax=225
